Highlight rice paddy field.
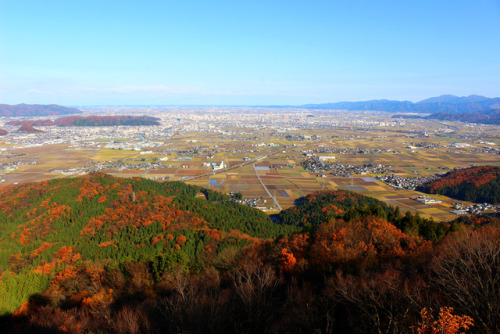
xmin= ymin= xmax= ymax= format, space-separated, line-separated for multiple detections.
xmin=1 ymin=118 xmax=498 ymax=222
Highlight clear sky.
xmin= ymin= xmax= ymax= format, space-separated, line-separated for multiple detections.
xmin=1 ymin=0 xmax=499 ymax=105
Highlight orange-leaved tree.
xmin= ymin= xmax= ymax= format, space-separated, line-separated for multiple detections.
xmin=416 ymin=307 xmax=473 ymax=334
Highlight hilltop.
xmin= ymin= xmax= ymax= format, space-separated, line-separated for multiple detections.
xmin=16 ymin=124 xmax=44 ymax=133
xmin=0 ymin=104 xmax=81 ymax=117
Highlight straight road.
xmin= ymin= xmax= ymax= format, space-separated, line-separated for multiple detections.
xmin=253 ymin=163 xmax=282 ymax=211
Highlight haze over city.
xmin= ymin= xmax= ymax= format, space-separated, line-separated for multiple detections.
xmin=1 ymin=0 xmax=500 ymax=105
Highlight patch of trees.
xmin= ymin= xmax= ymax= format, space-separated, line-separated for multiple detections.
xmin=419 ymin=166 xmax=500 ymax=204
xmin=277 ymin=190 xmax=449 ymax=242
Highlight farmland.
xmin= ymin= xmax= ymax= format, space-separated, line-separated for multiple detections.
xmin=1 ymin=107 xmax=499 ymax=221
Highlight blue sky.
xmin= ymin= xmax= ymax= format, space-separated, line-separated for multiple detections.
xmin=1 ymin=0 xmax=499 ymax=105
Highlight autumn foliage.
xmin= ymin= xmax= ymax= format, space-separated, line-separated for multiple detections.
xmin=0 ymin=174 xmax=498 ymax=333
xmin=419 ymin=166 xmax=500 ymax=204
xmin=417 ymin=307 xmax=474 ymax=334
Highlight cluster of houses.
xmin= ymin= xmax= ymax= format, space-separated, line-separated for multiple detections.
xmin=304 ymin=147 xmax=401 ymax=155
xmin=302 ymin=157 xmax=391 ymax=177
xmin=379 ymin=173 xmax=442 ymax=190
xmin=232 ymin=197 xmax=267 ymax=209
xmin=408 ymin=142 xmax=443 ymax=149
xmin=450 ymin=202 xmax=499 ymax=215
xmin=471 ymin=147 xmax=500 ymax=155
xmin=0 ymin=161 xmax=38 ymax=172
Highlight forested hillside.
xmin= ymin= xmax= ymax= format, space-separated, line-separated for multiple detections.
xmin=418 ymin=166 xmax=500 ymax=204
xmin=0 ymin=173 xmax=294 ymax=315
xmin=0 ymin=175 xmax=498 ymax=333
xmin=277 ymin=190 xmax=450 ymax=242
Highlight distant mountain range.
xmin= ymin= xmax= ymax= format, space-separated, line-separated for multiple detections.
xmin=2 ymin=97 xmax=500 ymax=117
xmin=301 ymin=95 xmax=500 ymax=114
xmin=393 ymin=108 xmax=500 ymax=125
xmin=0 ymin=104 xmax=81 ymax=117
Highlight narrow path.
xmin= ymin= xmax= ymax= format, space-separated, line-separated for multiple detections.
xmin=253 ymin=163 xmax=282 ymax=211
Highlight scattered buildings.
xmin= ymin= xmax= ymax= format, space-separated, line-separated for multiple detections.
xmin=411 ymin=195 xmax=442 ymax=204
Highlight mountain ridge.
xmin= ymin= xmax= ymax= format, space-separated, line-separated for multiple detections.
xmin=0 ymin=104 xmax=82 ymax=117
xmin=392 ymin=108 xmax=500 ymax=125
xmin=300 ymin=95 xmax=500 ymax=113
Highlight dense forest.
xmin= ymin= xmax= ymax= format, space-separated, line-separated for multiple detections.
xmin=419 ymin=166 xmax=500 ymax=204
xmin=0 ymin=174 xmax=498 ymax=333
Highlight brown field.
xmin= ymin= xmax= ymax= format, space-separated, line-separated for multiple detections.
xmin=1 ymin=120 xmax=498 ymax=221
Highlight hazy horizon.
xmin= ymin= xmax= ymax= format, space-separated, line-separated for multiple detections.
xmin=1 ymin=1 xmax=499 ymax=105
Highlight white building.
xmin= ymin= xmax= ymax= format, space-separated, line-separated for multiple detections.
xmin=203 ymin=161 xmax=226 ymax=171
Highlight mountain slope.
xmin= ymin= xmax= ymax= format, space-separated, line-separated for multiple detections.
xmin=392 ymin=108 xmax=500 ymax=125
xmin=2 ymin=179 xmax=499 ymax=333
xmin=16 ymin=124 xmax=44 ymax=133
xmin=301 ymin=95 xmax=500 ymax=113
xmin=0 ymin=173 xmax=296 ymax=314
xmin=0 ymin=104 xmax=82 ymax=117
xmin=426 ymin=108 xmax=500 ymax=125
xmin=417 ymin=94 xmax=491 ymax=104
xmin=418 ymin=166 xmax=500 ymax=204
